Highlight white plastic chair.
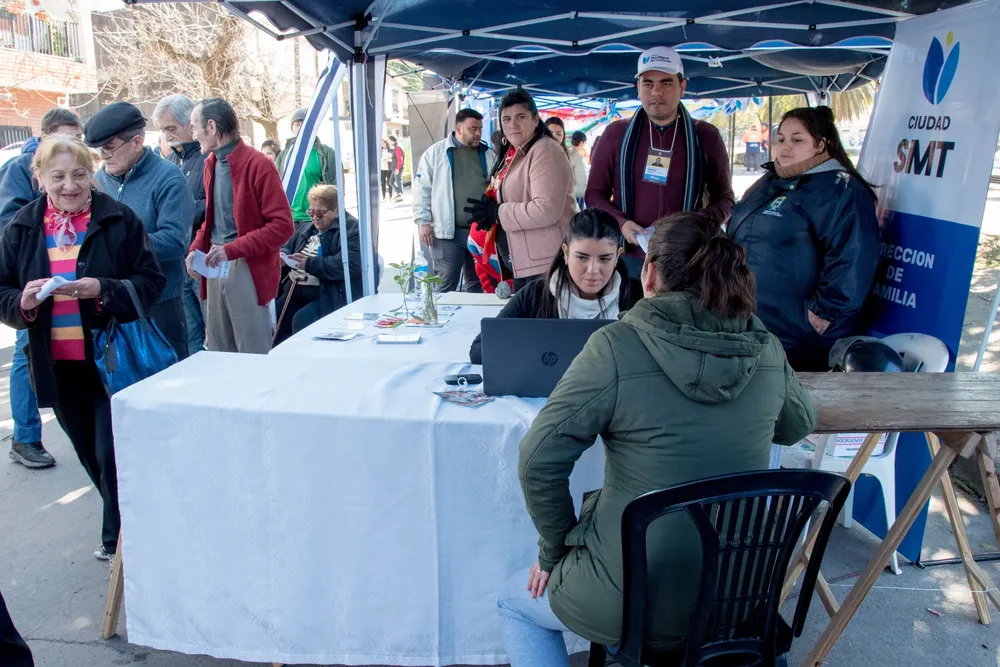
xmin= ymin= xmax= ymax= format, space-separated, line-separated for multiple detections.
xmin=787 ymin=333 xmax=949 ymax=575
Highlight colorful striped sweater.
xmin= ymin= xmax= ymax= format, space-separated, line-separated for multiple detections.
xmin=44 ymin=200 xmax=90 ymax=361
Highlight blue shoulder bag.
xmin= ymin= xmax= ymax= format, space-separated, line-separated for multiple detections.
xmin=92 ymin=279 xmax=178 ymax=395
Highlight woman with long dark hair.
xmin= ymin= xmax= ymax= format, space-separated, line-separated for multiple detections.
xmin=468 ymin=208 xmax=641 ymax=363
xmin=497 ymin=213 xmax=816 ymax=666
xmin=464 ymin=89 xmax=575 ymax=293
xmin=728 ymin=106 xmax=879 ymax=371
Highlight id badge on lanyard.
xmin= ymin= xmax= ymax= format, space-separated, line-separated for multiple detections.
xmin=642 ymin=119 xmax=679 ymax=186
xmin=642 ymin=147 xmax=672 ymax=185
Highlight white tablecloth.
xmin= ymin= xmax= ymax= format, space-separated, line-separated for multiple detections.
xmin=113 ymin=352 xmax=603 ymax=665
xmin=270 ymin=294 xmax=503 ymax=363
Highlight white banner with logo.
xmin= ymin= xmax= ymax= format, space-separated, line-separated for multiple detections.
xmin=854 ymin=0 xmax=1000 ymax=561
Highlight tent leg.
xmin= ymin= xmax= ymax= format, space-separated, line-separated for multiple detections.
xmin=974 ymin=284 xmax=1000 ymax=371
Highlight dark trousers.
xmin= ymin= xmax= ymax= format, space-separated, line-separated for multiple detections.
xmin=292 ymin=300 xmax=324 ymax=333
xmin=0 ymin=590 xmax=32 ymax=667
xmin=393 ymin=171 xmax=403 ymax=196
xmin=513 ymin=276 xmax=536 ymax=293
xmin=149 ymin=297 xmax=189 ymax=361
xmin=274 ymin=283 xmax=320 ymax=345
xmin=182 ymin=275 xmax=205 ymax=354
xmin=431 ymin=227 xmax=482 ymax=293
xmin=53 ymin=360 xmax=118 ymax=552
xmin=380 ymin=170 xmax=392 ymax=199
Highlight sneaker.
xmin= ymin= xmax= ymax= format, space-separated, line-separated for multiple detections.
xmin=9 ymin=441 xmax=55 ymax=468
xmin=95 ymin=545 xmax=115 ymax=561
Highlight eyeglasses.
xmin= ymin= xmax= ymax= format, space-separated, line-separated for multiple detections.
xmin=307 ymin=208 xmax=331 ymax=218
xmin=97 ymin=140 xmax=130 ymax=159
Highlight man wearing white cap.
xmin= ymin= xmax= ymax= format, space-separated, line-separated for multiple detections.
xmin=586 ymin=46 xmax=734 ymax=276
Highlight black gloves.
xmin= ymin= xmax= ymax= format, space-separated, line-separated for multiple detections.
xmin=464 ymin=196 xmax=500 ymax=231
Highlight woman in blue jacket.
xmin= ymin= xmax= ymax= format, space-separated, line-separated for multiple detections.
xmin=728 ymin=106 xmax=879 ymax=371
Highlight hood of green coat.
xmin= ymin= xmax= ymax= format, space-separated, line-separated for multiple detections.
xmin=622 ymin=293 xmax=773 ymax=404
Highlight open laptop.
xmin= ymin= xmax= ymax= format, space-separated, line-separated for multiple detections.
xmin=481 ymin=318 xmax=615 ymax=398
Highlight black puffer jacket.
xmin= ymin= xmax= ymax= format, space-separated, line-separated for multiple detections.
xmin=281 ymin=212 xmax=364 ymax=316
xmin=0 ymin=191 xmax=165 ymax=406
xmin=728 ymin=160 xmax=879 ymax=371
xmin=469 ymin=269 xmax=643 ymax=364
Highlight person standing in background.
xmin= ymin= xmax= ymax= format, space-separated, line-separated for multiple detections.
xmin=586 ymin=46 xmax=734 ymax=277
xmin=154 ymin=94 xmax=208 ymax=355
xmin=743 ymin=123 xmax=764 ymax=173
xmin=85 ymin=102 xmax=194 ymax=361
xmin=571 ymin=131 xmax=590 ymax=165
xmin=277 ymin=108 xmax=338 ymax=232
xmin=546 ymin=118 xmax=588 ymax=209
xmin=0 ymin=107 xmax=82 ymax=469
xmin=390 ymin=135 xmax=405 ymax=202
xmin=412 ymin=109 xmax=495 ymax=292
xmin=381 ymin=139 xmax=394 ymax=202
xmin=187 ymin=98 xmax=293 ymax=354
xmin=260 ymin=139 xmax=281 ymax=164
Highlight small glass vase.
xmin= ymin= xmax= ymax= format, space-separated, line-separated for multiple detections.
xmin=420 ymin=284 xmax=438 ymax=325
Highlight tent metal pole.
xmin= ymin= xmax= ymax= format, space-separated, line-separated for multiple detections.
xmin=767 ymin=97 xmax=773 ymax=161
xmin=815 ymin=0 xmax=913 ymax=18
xmin=732 ymin=114 xmax=738 ymax=172
xmin=331 ymin=88 xmax=354 ymax=305
xmin=351 ymin=59 xmax=377 ymax=295
xmin=974 ymin=285 xmax=1000 ymax=371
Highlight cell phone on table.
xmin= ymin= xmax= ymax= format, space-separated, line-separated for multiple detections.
xmin=445 ymin=373 xmax=483 ymax=386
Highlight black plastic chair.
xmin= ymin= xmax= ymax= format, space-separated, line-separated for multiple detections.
xmin=589 ymin=469 xmax=851 ymax=667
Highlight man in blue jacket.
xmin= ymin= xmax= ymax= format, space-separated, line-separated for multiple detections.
xmin=85 ymin=102 xmax=196 ymax=360
xmin=0 ymin=107 xmax=82 ymax=469
xmin=153 ymin=94 xmax=208 ymax=354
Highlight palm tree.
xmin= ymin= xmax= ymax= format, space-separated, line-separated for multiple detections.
xmin=826 ymin=83 xmax=876 ymax=123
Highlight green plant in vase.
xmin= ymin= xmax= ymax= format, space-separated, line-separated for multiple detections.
xmin=418 ymin=274 xmax=443 ymax=324
xmin=389 ymin=262 xmax=415 ymax=319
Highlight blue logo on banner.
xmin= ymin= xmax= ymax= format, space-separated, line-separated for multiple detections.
xmin=922 ymin=31 xmax=960 ymax=104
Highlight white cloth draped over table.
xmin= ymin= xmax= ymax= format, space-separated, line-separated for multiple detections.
xmin=113 ymin=352 xmax=602 ymax=665
xmin=269 ymin=293 xmax=502 ymax=363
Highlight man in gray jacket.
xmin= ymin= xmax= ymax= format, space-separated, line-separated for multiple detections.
xmin=85 ymin=102 xmax=196 ymax=360
xmin=412 ymin=109 xmax=494 ymax=292
xmin=154 ymin=94 xmax=207 ymax=354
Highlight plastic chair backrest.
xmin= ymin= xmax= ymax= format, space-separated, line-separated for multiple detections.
xmin=880 ymin=333 xmax=950 ymax=373
xmin=615 ymin=470 xmax=851 ymax=667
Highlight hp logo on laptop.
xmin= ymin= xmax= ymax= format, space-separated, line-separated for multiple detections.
xmin=541 ymin=351 xmax=559 ymax=367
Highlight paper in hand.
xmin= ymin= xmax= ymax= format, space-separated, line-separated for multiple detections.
xmin=636 ymin=228 xmax=654 ymax=254
xmin=193 ymin=250 xmax=231 ymax=279
xmin=280 ymin=253 xmax=301 ymax=269
xmin=37 ymin=276 xmax=72 ymax=301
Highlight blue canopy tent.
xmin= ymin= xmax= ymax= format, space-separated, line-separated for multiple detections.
xmin=188 ymin=0 xmax=965 ymax=296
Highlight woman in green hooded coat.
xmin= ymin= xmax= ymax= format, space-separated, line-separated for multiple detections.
xmin=498 ymin=212 xmax=817 ymax=666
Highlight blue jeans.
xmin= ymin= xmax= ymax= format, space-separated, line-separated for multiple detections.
xmin=497 ymin=569 xmax=571 ymax=667
xmin=11 ymin=329 xmax=41 ymax=443
xmin=183 ymin=274 xmax=205 ymax=354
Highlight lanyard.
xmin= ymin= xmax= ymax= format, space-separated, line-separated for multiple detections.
xmin=648 ymin=117 xmax=679 ymax=155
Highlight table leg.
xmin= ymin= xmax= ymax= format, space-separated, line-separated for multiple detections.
xmin=102 ymin=532 xmax=124 ymax=640
xmin=815 ymin=572 xmax=840 ymax=617
xmin=781 ymin=432 xmax=885 ymax=605
xmin=927 ymin=434 xmax=992 ymax=625
xmin=803 ymin=444 xmax=956 ymax=666
xmin=976 ymin=439 xmax=1000 ymax=550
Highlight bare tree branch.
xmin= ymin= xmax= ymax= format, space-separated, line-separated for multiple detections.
xmin=94 ymin=3 xmax=296 ymax=138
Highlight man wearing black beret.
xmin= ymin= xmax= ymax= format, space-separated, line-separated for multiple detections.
xmin=85 ymin=101 xmax=195 ymax=359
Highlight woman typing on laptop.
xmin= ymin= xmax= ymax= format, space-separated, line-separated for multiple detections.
xmin=468 ymin=208 xmax=641 ymax=364
xmin=496 ymin=212 xmax=816 ymax=667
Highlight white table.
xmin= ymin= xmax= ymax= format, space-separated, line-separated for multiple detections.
xmin=112 ymin=352 xmax=602 ymax=666
xmin=270 ymin=294 xmax=503 ymax=363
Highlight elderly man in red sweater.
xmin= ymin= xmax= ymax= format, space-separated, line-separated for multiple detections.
xmin=585 ymin=46 xmax=734 ymax=277
xmin=186 ymin=98 xmax=293 ymax=354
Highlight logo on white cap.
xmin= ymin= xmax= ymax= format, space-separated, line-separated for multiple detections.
xmin=636 ymin=46 xmax=684 ymax=79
